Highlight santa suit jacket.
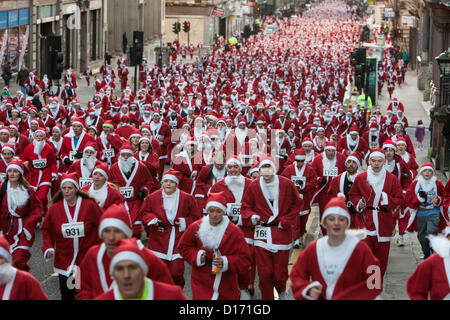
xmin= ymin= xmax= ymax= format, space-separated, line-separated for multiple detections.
xmin=281 ymin=162 xmax=317 ymax=216
xmin=81 ymin=183 xmax=125 ymax=212
xmin=77 ymin=241 xmax=174 ymax=300
xmin=177 ymin=216 xmax=251 ymax=300
xmin=41 ymin=197 xmax=102 ymax=276
xmin=96 ymin=133 xmax=123 ymax=165
xmin=290 ymin=236 xmax=382 ymax=300
xmin=109 ymin=160 xmax=153 ymax=225
xmin=172 ymin=151 xmax=205 ymax=195
xmin=404 ymin=179 xmax=448 ymax=233
xmin=10 ymin=134 xmax=29 ymax=158
xmin=384 ymin=154 xmax=412 ymax=193
xmin=0 ymin=186 xmax=43 ymax=254
xmin=22 ymin=143 xmax=58 ymax=188
xmin=95 ymin=278 xmax=186 ymax=300
xmin=68 ymin=159 xmax=103 ymax=186
xmin=0 ymin=268 xmax=48 ymax=300
xmin=311 ymin=152 xmax=347 ymax=202
xmin=142 ymin=189 xmax=201 ymax=261
xmin=61 ymin=132 xmax=96 ymax=165
xmin=209 ymin=177 xmax=253 ymax=244
xmin=348 ymin=170 xmax=404 ymax=240
xmin=337 ymin=135 xmax=369 ymax=160
xmin=149 ymin=121 xmax=171 ymax=158
xmin=241 ymin=175 xmax=303 ymax=251
xmin=407 ymin=252 xmax=450 ymax=300
xmin=399 ymin=152 xmax=419 ymax=179
xmin=134 ymin=151 xmax=160 ymax=187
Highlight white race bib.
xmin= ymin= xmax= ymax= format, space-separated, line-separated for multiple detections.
xmin=79 ymin=177 xmax=93 ymax=188
xmin=33 ymin=158 xmax=47 ymax=169
xmin=254 ymin=225 xmax=269 ymax=240
xmin=323 ymin=167 xmax=338 ymax=177
xmin=291 ymin=176 xmax=306 ymax=188
xmin=279 ymin=148 xmax=286 ymax=156
xmin=69 ymin=151 xmax=77 ymax=162
xmin=119 ymin=187 xmax=134 ymax=199
xmin=103 ymin=149 xmax=115 ymax=159
xmin=169 ymin=120 xmax=178 ymax=128
xmin=61 ymin=222 xmax=85 ymax=238
xmin=227 ymin=203 xmax=241 ymax=217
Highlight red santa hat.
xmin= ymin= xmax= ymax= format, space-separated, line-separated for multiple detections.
xmin=72 ymin=117 xmax=85 ymax=128
xmin=369 ymin=148 xmax=386 ymax=160
xmin=258 ymin=154 xmax=277 ymax=172
xmin=6 ymin=159 xmax=24 ymax=175
xmin=1 ymin=143 xmax=15 ymax=155
xmin=294 ymin=148 xmax=306 ymax=161
xmin=419 ymin=162 xmax=434 ymax=175
xmin=346 ymin=152 xmax=361 ymax=168
xmin=52 ymin=124 xmax=63 ymax=134
xmin=324 ymin=141 xmax=337 ymax=151
xmin=93 ymin=162 xmax=109 ymax=180
xmin=83 ymin=142 xmax=98 ymax=154
xmin=61 ymin=172 xmax=80 ymax=190
xmin=141 ymin=125 xmax=151 ymax=135
xmin=35 ymin=127 xmax=47 ymax=137
xmin=9 ymin=122 xmax=18 ymax=131
xmin=110 ymin=238 xmax=149 ymax=276
xmin=0 ymin=126 xmax=9 ymax=135
xmin=161 ymin=168 xmax=181 ymax=185
xmin=395 ymin=136 xmax=407 ymax=146
xmin=301 ymin=137 xmax=313 ymax=146
xmin=248 ymin=161 xmax=260 ymax=177
xmin=349 ymin=124 xmax=359 ymax=135
xmin=99 ymin=204 xmax=133 ymax=239
xmin=369 ymin=122 xmax=378 ymax=131
xmin=119 ymin=142 xmax=134 ymax=155
xmin=321 ymin=194 xmax=351 ymax=226
xmin=205 ymin=192 xmax=228 ymax=213
xmin=226 ymin=156 xmax=242 ymax=171
xmin=382 ymin=140 xmax=397 ymax=151
xmin=129 ymin=128 xmax=141 ymax=139
xmin=0 ymin=235 xmax=12 ymax=264
xmin=238 ymin=117 xmax=247 ymax=126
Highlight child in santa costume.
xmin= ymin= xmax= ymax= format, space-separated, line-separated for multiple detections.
xmin=406 ymin=226 xmax=450 ymax=299
xmin=41 ymin=173 xmax=102 ymax=300
xmin=95 ymin=238 xmax=186 ymax=300
xmin=349 ymin=148 xmax=404 ymax=278
xmin=0 ymin=160 xmax=43 ymax=272
xmin=77 ymin=204 xmax=174 ymax=300
xmin=289 ymin=195 xmax=382 ymax=300
xmin=241 ymin=155 xmax=303 ymax=300
xmin=404 ymin=162 xmax=448 ymax=259
xmin=81 ymin=163 xmax=125 ymax=212
xmin=142 ymin=169 xmax=202 ymax=288
xmin=177 ymin=192 xmax=251 ymax=300
xmin=0 ymin=235 xmax=48 ymax=300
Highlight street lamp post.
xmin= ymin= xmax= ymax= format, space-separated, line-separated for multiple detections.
xmin=436 ymin=48 xmax=450 ymax=107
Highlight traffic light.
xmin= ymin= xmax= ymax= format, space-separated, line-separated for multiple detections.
xmin=183 ymin=21 xmax=190 ymax=33
xmin=395 ymin=28 xmax=402 ymax=38
xmin=46 ymin=34 xmax=63 ymax=80
xmin=172 ymin=22 xmax=179 ymax=34
xmin=131 ymin=31 xmax=144 ymax=66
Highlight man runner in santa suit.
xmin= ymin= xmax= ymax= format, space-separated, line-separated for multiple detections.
xmin=289 ymin=195 xmax=382 ymax=300
xmin=22 ymin=127 xmax=58 ymax=215
xmin=311 ymin=141 xmax=347 ymax=236
xmin=177 ymin=192 xmax=251 ymax=300
xmin=77 ymin=204 xmax=174 ymax=300
xmin=349 ymin=148 xmax=404 ymax=278
xmin=97 ymin=121 xmax=123 ymax=167
xmin=281 ymin=148 xmax=318 ymax=248
xmin=95 ymin=238 xmax=186 ymax=300
xmin=61 ymin=117 xmax=96 ymax=169
xmin=209 ymin=156 xmax=256 ymax=299
xmin=150 ymin=110 xmax=172 ymax=177
xmin=68 ymin=142 xmax=102 ymax=189
xmin=241 ymin=155 xmax=303 ymax=300
xmin=337 ymin=124 xmax=369 ymax=159
xmin=142 ymin=168 xmax=201 ymax=288
xmin=328 ymin=153 xmax=363 ymax=229
xmin=0 ymin=235 xmax=48 ymax=300
xmin=109 ymin=142 xmax=154 ymax=238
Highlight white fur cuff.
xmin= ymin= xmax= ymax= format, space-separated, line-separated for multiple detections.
xmin=302 ymin=281 xmax=323 ymax=300
xmin=178 ymin=218 xmax=186 ymax=232
xmin=147 ymin=218 xmax=158 ymax=226
xmin=435 ymin=196 xmax=442 ymax=206
xmin=381 ymin=192 xmax=388 ymax=206
xmin=251 ymin=215 xmax=261 ymax=226
xmin=222 ymin=256 xmax=229 ymax=273
xmin=44 ymin=248 xmax=55 ymax=262
xmin=356 ymin=199 xmax=365 ymax=213
xmin=197 ymin=250 xmax=206 ymax=267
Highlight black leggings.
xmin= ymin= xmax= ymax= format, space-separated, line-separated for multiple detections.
xmin=58 ymin=274 xmax=77 ymax=300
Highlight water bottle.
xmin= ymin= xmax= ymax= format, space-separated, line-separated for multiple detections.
xmin=211 ymin=248 xmax=220 ymax=275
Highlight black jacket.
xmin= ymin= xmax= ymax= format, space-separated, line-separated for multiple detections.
xmin=17 ymin=69 xmax=29 ymax=86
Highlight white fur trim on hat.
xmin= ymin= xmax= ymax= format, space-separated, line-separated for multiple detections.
xmin=295 ymin=155 xmax=306 ymax=161
xmin=72 ymin=120 xmax=84 ymax=127
xmin=110 ymin=251 xmax=148 ymax=276
xmin=419 ymin=166 xmax=434 ymax=175
xmin=258 ymin=159 xmax=276 ymax=171
xmin=226 ymin=158 xmax=242 ymax=171
xmin=0 ymin=247 xmax=11 ymax=263
xmin=120 ymin=149 xmax=134 ymax=155
xmin=99 ymin=218 xmax=133 ymax=238
xmin=161 ymin=174 xmax=179 ymax=184
xmin=205 ymin=201 xmax=227 ymax=213
xmin=302 ymin=140 xmax=313 ymax=146
xmin=346 ymin=156 xmax=360 ymax=168
xmin=2 ymin=145 xmax=15 ymax=155
xmin=93 ymin=168 xmax=108 ymax=180
xmin=369 ymin=151 xmax=385 ymax=159
xmin=83 ymin=146 xmax=97 ymax=154
xmin=321 ymin=206 xmax=351 ymax=225
xmin=34 ymin=128 xmax=46 ymax=136
xmin=324 ymin=145 xmax=336 ymax=151
xmin=6 ymin=164 xmax=23 ymax=175
xmin=61 ymin=178 xmax=80 ymax=190
xmin=382 ymin=143 xmax=396 ymax=151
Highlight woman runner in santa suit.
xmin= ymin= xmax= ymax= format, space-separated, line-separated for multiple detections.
xmin=289 ymin=195 xmax=382 ymax=300
xmin=0 ymin=160 xmax=43 ymax=272
xmin=41 ymin=172 xmax=102 ymax=300
xmin=406 ymin=225 xmax=450 ymax=300
xmin=134 ymin=136 xmax=160 ymax=186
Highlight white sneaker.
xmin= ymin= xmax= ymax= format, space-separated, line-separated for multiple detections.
xmin=293 ymin=239 xmax=301 ymax=248
xmin=396 ymin=235 xmax=404 ymax=247
xmin=278 ymin=291 xmax=288 ymax=300
xmin=240 ymin=290 xmax=251 ymax=300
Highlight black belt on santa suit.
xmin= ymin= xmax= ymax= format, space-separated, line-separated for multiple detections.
xmin=260 ymin=221 xmax=280 ymax=227
xmin=366 ymin=206 xmax=389 ymax=213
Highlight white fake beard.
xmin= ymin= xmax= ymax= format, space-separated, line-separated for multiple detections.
xmin=82 ymin=155 xmax=96 ymax=171
xmin=197 ymin=215 xmax=229 ymax=249
xmin=0 ymin=263 xmax=14 ymax=285
xmin=119 ymin=156 xmax=135 ymax=174
xmin=418 ymin=175 xmax=437 ymax=193
xmin=33 ymin=140 xmax=45 ymax=155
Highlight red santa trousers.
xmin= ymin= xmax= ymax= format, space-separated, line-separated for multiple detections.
xmin=238 ymin=244 xmax=256 ymax=291
xmin=316 ymin=192 xmax=331 ymax=236
xmin=392 ymin=206 xmax=409 ymax=235
xmin=291 ymin=214 xmax=309 ymax=241
xmin=363 ymin=236 xmax=390 ymax=278
xmin=165 ymin=259 xmax=185 ymax=289
xmin=12 ymin=249 xmax=31 ymax=272
xmin=254 ymin=247 xmax=290 ymax=300
xmin=37 ymin=185 xmax=51 ymax=216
